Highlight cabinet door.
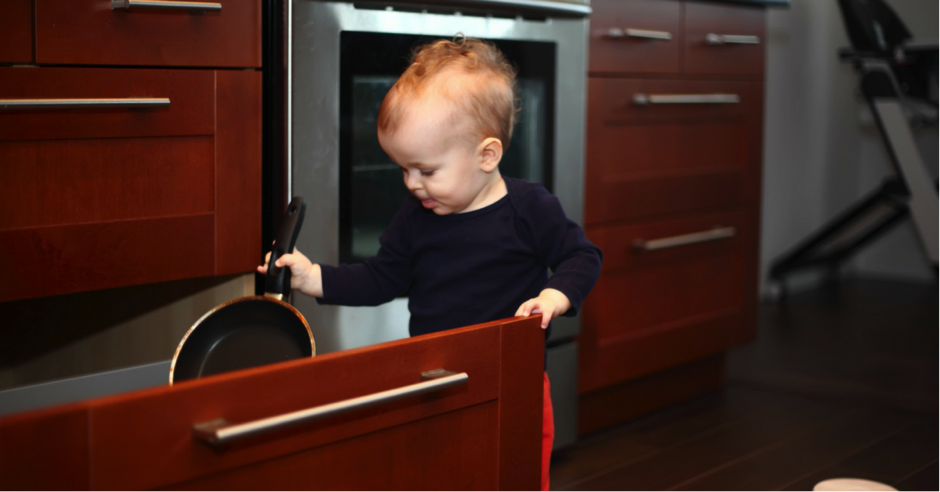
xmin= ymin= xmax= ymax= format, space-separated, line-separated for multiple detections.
xmin=588 ymin=0 xmax=681 ymax=75
xmin=0 ymin=316 xmax=545 ymax=491
xmin=35 ymin=0 xmax=261 ymax=68
xmin=585 ymin=77 xmax=763 ymax=226
xmin=579 ymin=209 xmax=759 ymax=393
xmin=0 ymin=0 xmax=32 ymax=64
xmin=0 ymin=67 xmax=260 ymax=302
xmin=683 ymin=1 xmax=766 ymax=76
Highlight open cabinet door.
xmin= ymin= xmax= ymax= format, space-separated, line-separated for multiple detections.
xmin=0 ymin=316 xmax=544 ymax=490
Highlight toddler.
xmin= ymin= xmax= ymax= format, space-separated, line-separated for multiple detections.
xmin=259 ymin=36 xmax=602 ymax=490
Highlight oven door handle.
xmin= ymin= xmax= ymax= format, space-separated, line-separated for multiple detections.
xmin=416 ymin=0 xmax=591 ymax=17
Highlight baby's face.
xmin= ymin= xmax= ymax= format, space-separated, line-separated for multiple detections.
xmin=378 ymin=99 xmax=500 ymax=215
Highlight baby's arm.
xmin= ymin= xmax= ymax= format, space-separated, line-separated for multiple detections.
xmin=516 ymin=288 xmax=572 ymax=329
xmin=257 ymin=249 xmax=323 ymax=298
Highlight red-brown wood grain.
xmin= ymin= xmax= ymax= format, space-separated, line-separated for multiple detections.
xmin=169 ymin=402 xmax=502 ymax=490
xmin=683 ymin=2 xmax=767 ymax=76
xmin=0 ymin=137 xmax=215 ymax=230
xmin=87 ymin=323 xmax=502 ymax=489
xmin=585 ymin=77 xmax=761 ymax=226
xmin=579 ymin=209 xmax=759 ymax=393
xmin=0 ymin=214 xmax=215 ymax=302
xmin=0 ymin=0 xmax=33 ymax=64
xmin=588 ymin=0 xmax=681 ymax=75
xmin=580 ymin=0 xmax=768 ymax=433
xmin=0 ymin=67 xmax=215 ymax=142
xmin=0 ymin=403 xmax=90 ymax=490
xmin=215 ymin=70 xmax=262 ymax=275
xmin=0 ymin=67 xmax=262 ymax=301
xmin=498 ymin=312 xmax=544 ymax=490
xmin=35 ymin=0 xmax=261 ymax=68
xmin=0 ymin=316 xmax=545 ymax=490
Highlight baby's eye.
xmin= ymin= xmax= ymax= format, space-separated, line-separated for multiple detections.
xmin=420 ymin=170 xmax=435 ymax=177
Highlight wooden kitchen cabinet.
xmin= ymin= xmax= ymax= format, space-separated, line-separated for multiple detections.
xmin=0 ymin=0 xmax=33 ymax=64
xmin=0 ymin=315 xmax=545 ymax=490
xmin=0 ymin=0 xmax=262 ymax=302
xmin=580 ymin=0 xmax=766 ymax=432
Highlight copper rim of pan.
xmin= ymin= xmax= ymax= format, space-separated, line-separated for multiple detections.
xmin=168 ymin=295 xmax=315 ymax=385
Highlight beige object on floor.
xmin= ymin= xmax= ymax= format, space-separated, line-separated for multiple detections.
xmin=814 ymin=478 xmax=898 ymax=491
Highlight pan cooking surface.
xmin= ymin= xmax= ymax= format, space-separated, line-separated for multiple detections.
xmin=172 ymin=298 xmax=313 ymax=383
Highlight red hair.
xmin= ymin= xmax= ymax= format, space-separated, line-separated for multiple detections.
xmin=377 ymin=36 xmax=518 ymax=148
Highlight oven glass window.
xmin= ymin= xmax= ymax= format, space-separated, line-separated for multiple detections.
xmin=340 ymin=31 xmax=556 ymax=264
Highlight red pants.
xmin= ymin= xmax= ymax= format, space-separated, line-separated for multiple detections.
xmin=542 ymin=372 xmax=554 ymax=491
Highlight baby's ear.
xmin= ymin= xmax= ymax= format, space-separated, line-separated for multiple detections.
xmin=479 ymin=137 xmax=503 ymax=173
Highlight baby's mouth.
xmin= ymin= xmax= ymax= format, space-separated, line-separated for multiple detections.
xmin=420 ymin=198 xmax=437 ymax=209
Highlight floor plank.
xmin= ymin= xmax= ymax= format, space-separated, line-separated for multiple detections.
xmin=566 ymin=391 xmax=844 ymax=490
xmin=894 ymin=460 xmax=939 ymax=492
xmin=672 ymin=407 xmax=917 ymax=491
xmin=551 ymin=387 xmax=778 ymax=490
xmin=836 ymin=417 xmax=939 ymax=482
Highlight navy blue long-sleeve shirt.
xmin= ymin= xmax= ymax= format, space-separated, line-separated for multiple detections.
xmin=318 ymin=177 xmax=603 ymax=338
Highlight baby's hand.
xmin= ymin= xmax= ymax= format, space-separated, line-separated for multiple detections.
xmin=257 ymin=248 xmax=323 ymax=298
xmin=515 ymin=288 xmax=572 ymax=329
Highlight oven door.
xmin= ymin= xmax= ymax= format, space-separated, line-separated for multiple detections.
xmin=288 ymin=0 xmax=587 ymax=352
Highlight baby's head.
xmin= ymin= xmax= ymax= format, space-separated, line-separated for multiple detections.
xmin=377 ymin=37 xmax=518 ymax=215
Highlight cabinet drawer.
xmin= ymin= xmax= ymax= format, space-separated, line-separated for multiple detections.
xmin=35 ymin=0 xmax=261 ymax=67
xmin=0 ymin=67 xmax=261 ymax=301
xmin=588 ymin=0 xmax=680 ymax=74
xmin=0 ymin=0 xmax=32 ymax=64
xmin=585 ymin=77 xmax=762 ymax=225
xmin=579 ymin=208 xmax=759 ymax=392
xmin=0 ymin=67 xmax=214 ymax=143
xmin=0 ymin=317 xmax=544 ymax=490
xmin=683 ymin=2 xmax=766 ymax=76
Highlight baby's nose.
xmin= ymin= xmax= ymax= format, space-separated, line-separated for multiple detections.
xmin=403 ymin=173 xmax=422 ymax=191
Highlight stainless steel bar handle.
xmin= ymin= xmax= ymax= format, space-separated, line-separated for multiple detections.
xmin=607 ymin=28 xmax=673 ymax=41
xmin=383 ymin=0 xmax=591 ymax=17
xmin=634 ymin=227 xmax=736 ymax=252
xmin=0 ymin=98 xmax=171 ymax=110
xmin=111 ymin=0 xmax=222 ymax=12
xmin=192 ymin=369 xmax=468 ymax=447
xmin=633 ymin=93 xmax=740 ymax=105
xmin=705 ymin=33 xmax=760 ymax=45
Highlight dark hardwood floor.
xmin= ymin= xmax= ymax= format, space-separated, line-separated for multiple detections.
xmin=551 ymin=278 xmax=938 ymax=491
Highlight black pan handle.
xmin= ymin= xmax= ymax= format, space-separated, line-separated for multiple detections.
xmin=265 ymin=197 xmax=307 ymax=297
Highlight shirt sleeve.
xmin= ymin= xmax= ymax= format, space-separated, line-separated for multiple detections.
xmin=317 ymin=201 xmax=414 ymax=307
xmin=517 ymin=184 xmax=603 ymax=316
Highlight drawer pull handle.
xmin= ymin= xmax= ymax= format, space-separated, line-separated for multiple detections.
xmin=705 ymin=33 xmax=760 ymax=45
xmin=607 ymin=28 xmax=672 ymax=41
xmin=0 ymin=98 xmax=170 ymax=110
xmin=634 ymin=227 xmax=736 ymax=252
xmin=111 ymin=0 xmax=222 ymax=12
xmin=192 ymin=369 xmax=467 ymax=447
xmin=633 ymin=93 xmax=740 ymax=105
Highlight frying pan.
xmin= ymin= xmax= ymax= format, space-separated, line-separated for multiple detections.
xmin=169 ymin=197 xmax=314 ymax=385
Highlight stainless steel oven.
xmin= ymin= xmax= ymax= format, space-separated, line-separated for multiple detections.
xmin=284 ymin=0 xmax=589 ymax=448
